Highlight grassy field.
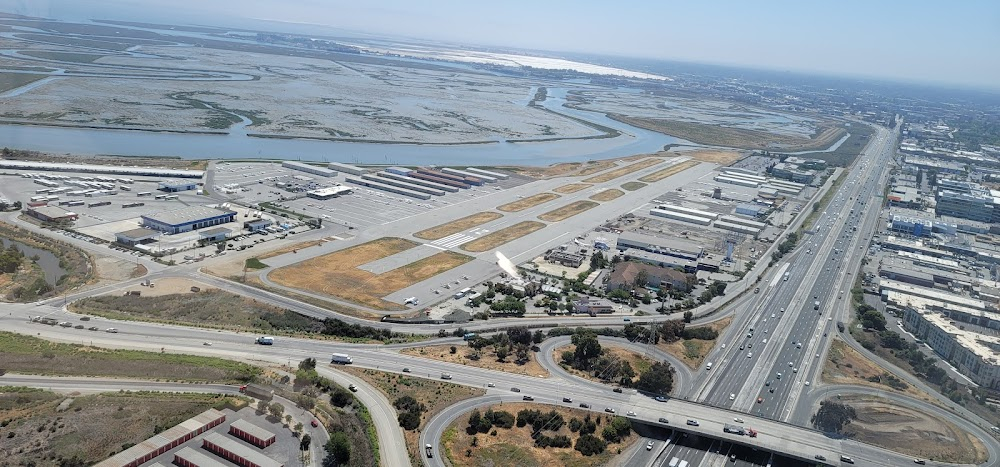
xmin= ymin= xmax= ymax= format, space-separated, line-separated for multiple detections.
xmin=414 ymin=212 xmax=504 ymax=241
xmin=0 ymin=332 xmax=260 ymax=382
xmin=0 ymin=73 xmax=48 ymax=93
xmin=638 ymin=160 xmax=701 ymax=183
xmin=401 ymin=344 xmax=550 ymax=378
xmin=0 ymin=389 xmax=245 ymax=466
xmin=341 ymin=367 xmax=484 ymax=465
xmin=538 ymin=201 xmax=600 ymax=222
xmin=834 ymin=394 xmax=987 ymax=464
xmin=244 ymin=257 xmax=268 ymax=270
xmin=821 ymin=339 xmax=935 ymax=402
xmin=621 ymin=182 xmax=647 ymax=191
xmin=18 ymin=50 xmax=106 ymax=63
xmin=582 ymin=158 xmax=662 ymax=183
xmin=553 ymin=183 xmax=592 ymax=194
xmin=793 ymin=123 xmax=876 ymax=167
xmin=611 ymin=115 xmax=847 ymax=152
xmin=659 ymin=316 xmax=732 ymax=369
xmin=497 ymin=193 xmax=560 ymax=212
xmin=442 ymin=402 xmax=637 ymax=467
xmin=589 ymin=189 xmax=624 ymax=202
xmin=681 ymin=149 xmax=743 ymax=165
xmin=270 ymin=238 xmax=472 ymax=310
xmin=461 ymin=222 xmax=546 ymax=253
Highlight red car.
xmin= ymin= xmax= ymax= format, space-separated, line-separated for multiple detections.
xmin=311 ymin=419 xmax=319 ymax=427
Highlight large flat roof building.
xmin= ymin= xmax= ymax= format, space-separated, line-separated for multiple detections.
xmin=25 ymin=205 xmax=78 ymax=223
xmin=282 ymin=161 xmax=336 ymax=177
xmin=903 ymin=307 xmax=1000 ymax=390
xmin=142 ymin=206 xmax=237 ymax=234
xmin=616 ymin=231 xmax=703 ymax=262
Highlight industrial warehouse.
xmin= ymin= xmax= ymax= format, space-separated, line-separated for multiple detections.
xmin=141 ymin=206 xmax=237 ymax=234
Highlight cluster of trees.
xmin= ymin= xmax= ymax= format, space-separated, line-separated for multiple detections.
xmin=575 ymin=433 xmax=607 ymax=456
xmin=394 ymin=395 xmax=426 ymax=430
xmin=657 ymin=320 xmax=718 ymax=343
xmin=467 ymin=408 xmax=515 ymax=434
xmin=811 ymin=401 xmax=856 ymax=433
xmin=516 ymin=408 xmax=565 ymax=432
xmin=294 ymin=358 xmax=355 ymax=407
xmin=567 ymin=414 xmax=599 ymax=435
xmin=771 ymin=231 xmax=800 ymax=263
xmin=463 ymin=326 xmax=542 ymax=363
xmin=0 ymin=244 xmax=24 ymax=274
xmin=635 ymin=361 xmax=675 ymax=396
xmin=489 ymin=296 xmax=526 ymax=315
xmin=855 ymin=304 xmax=886 ymax=331
xmin=698 ymin=280 xmax=727 ymax=304
xmin=0 ymin=200 xmax=20 ymax=212
xmin=600 ymin=416 xmax=632 ymax=443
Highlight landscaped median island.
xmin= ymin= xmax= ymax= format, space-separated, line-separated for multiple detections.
xmin=0 ymin=332 xmax=261 ymax=383
xmin=401 ymin=328 xmax=550 ymax=378
xmin=552 ymin=328 xmax=675 ymax=396
xmin=442 ymin=403 xmax=638 ymax=466
xmin=620 ymin=181 xmax=646 ymax=191
xmin=581 ymin=158 xmax=662 ymax=184
xmin=497 ymin=193 xmax=561 ymax=212
xmin=811 ymin=394 xmax=987 ymax=464
xmin=658 ymin=316 xmax=732 ymax=369
xmin=413 ymin=212 xmax=504 ymax=241
xmin=460 ymin=221 xmax=546 ymax=253
xmin=340 ymin=367 xmax=484 ymax=466
xmin=589 ymin=189 xmax=624 ymax=202
xmin=0 ymin=388 xmax=248 ymax=466
xmin=553 ymin=183 xmax=592 ymax=194
xmin=268 ymin=237 xmax=473 ymax=310
xmin=637 ymin=160 xmax=701 ymax=183
xmin=538 ymin=200 xmax=600 ymax=222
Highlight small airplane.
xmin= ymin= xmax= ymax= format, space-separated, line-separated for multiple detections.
xmin=404 ymin=297 xmax=419 ymax=305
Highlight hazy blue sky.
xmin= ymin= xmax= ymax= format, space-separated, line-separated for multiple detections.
xmin=5 ymin=0 xmax=1000 ymax=89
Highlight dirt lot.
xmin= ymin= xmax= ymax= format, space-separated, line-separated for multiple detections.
xmin=497 ymin=193 xmax=560 ymax=212
xmin=256 ymin=239 xmax=326 ymax=259
xmin=0 ymin=389 xmax=245 ymax=466
xmin=659 ymin=316 xmax=732 ymax=369
xmin=505 ymin=160 xmax=616 ymax=179
xmin=553 ymin=344 xmax=654 ymax=387
xmin=835 ymin=394 xmax=987 ymax=464
xmin=414 ymin=212 xmax=504 ymax=241
xmin=400 ymin=344 xmax=549 ymax=378
xmin=340 ymin=366 xmax=484 ymax=466
xmin=637 ymin=160 xmax=701 ymax=183
xmin=461 ymin=222 xmax=547 ymax=253
xmin=116 ymin=276 xmax=214 ymax=297
xmin=270 ymin=237 xmax=473 ymax=310
xmin=582 ymin=159 xmax=662 ymax=183
xmin=553 ymin=183 xmax=592 ymax=194
xmin=678 ymin=149 xmax=743 ymax=165
xmin=0 ymin=331 xmax=260 ymax=382
xmin=620 ymin=182 xmax=647 ymax=191
xmin=538 ymin=201 xmax=600 ymax=222
xmin=442 ymin=402 xmax=638 ymax=467
xmin=822 ymin=339 xmax=936 ymax=402
xmin=590 ymin=189 xmax=624 ymax=202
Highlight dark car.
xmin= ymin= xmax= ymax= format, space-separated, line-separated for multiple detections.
xmin=562 ymin=397 xmax=573 ymax=403
xmin=913 ymin=460 xmax=926 ymax=465
xmin=654 ymin=396 xmax=668 ymax=402
xmin=522 ymin=395 xmax=534 ymax=401
xmin=814 ymin=455 xmax=826 ymax=461
xmin=658 ymin=417 xmax=669 ymax=424
xmin=579 ymin=403 xmax=590 ymax=409
xmin=402 ymin=367 xmax=411 ymax=373
xmin=510 ymin=387 xmax=520 ymax=392
xmin=613 ymin=387 xmax=623 ymax=393
xmin=604 ymin=407 xmax=616 ymax=414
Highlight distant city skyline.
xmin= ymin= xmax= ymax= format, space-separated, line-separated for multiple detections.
xmin=3 ymin=0 xmax=999 ymax=91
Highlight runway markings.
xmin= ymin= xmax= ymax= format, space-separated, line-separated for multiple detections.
xmin=430 ymin=232 xmax=475 ymax=249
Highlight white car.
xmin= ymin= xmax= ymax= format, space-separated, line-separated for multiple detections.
xmin=805 ymin=381 xmax=811 ymax=386
xmin=646 ymin=441 xmax=653 ymax=451
xmin=729 ymin=393 xmax=735 ymax=401
xmin=747 ymin=352 xmax=753 ymax=358
xmin=626 ymin=411 xmax=637 ymax=417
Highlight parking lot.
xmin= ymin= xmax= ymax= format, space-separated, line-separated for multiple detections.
xmin=211 ymin=162 xmax=530 ymax=229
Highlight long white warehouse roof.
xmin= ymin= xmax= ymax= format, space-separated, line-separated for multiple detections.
xmin=0 ymin=160 xmax=203 ymax=178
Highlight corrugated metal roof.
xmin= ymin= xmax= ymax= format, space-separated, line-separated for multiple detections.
xmin=230 ymin=419 xmax=275 ymax=441
xmin=203 ymin=432 xmax=282 ymax=467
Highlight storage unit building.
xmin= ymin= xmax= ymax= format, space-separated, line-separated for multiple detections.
xmin=718 ymin=215 xmax=767 ymax=229
xmin=141 ymin=206 xmax=237 ymax=234
xmin=173 ymin=447 xmax=230 ymax=467
xmin=377 ymin=171 xmax=458 ymax=192
xmin=418 ymin=168 xmax=483 ymax=186
xmin=442 ymin=167 xmax=493 ymax=183
xmin=229 ymin=419 xmax=276 ymax=448
xmin=344 ymin=177 xmax=431 ymax=200
xmin=281 ymin=161 xmax=336 ymax=177
xmin=465 ymin=167 xmax=509 ymax=180
xmin=361 ymin=173 xmax=444 ymax=196
xmin=648 ymin=208 xmax=713 ymax=225
xmin=713 ymin=220 xmax=761 ymax=236
xmin=655 ymin=204 xmax=719 ymax=220
xmin=714 ymin=175 xmax=759 ymax=188
xmin=327 ymin=162 xmax=367 ymax=176
xmin=201 ymin=432 xmax=283 ymax=467
xmin=94 ymin=409 xmax=225 ymax=467
xmin=408 ymin=171 xmax=470 ymax=189
xmin=385 ymin=166 xmax=412 ymax=176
